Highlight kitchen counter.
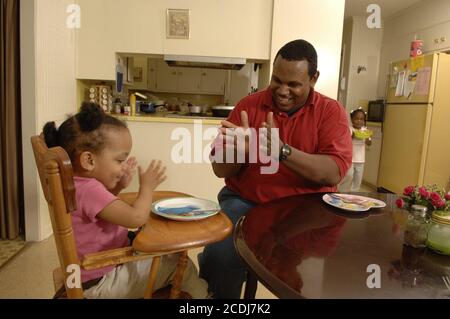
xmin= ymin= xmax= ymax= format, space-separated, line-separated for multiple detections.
xmin=113 ymin=113 xmax=224 ymax=125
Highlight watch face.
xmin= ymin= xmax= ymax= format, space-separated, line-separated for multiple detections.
xmin=283 ymin=144 xmax=291 ymax=155
xmin=280 ymin=144 xmax=291 ymax=160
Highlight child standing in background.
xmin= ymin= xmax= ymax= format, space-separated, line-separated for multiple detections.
xmin=43 ymin=102 xmax=208 ymax=298
xmin=339 ymin=108 xmax=372 ymax=192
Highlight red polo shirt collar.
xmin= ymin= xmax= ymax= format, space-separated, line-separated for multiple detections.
xmin=261 ymin=87 xmax=315 ymax=118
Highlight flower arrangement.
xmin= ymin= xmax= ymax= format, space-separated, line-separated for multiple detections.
xmin=395 ymin=184 xmax=450 ymax=213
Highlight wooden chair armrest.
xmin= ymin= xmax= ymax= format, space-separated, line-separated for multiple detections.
xmin=81 ymin=246 xmax=153 ymax=270
xmin=82 ymin=191 xmax=196 ymax=271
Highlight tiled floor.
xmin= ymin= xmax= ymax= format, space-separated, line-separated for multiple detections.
xmin=0 ymin=236 xmax=276 ymax=299
xmin=0 ymin=237 xmax=26 ymax=269
xmin=0 ymin=236 xmax=58 ymax=298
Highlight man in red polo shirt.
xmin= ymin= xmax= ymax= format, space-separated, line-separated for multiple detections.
xmin=198 ymin=39 xmax=352 ymax=299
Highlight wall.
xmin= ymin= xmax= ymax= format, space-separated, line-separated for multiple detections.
xmin=21 ymin=0 xmax=77 ymax=241
xmin=337 ymin=18 xmax=353 ymax=108
xmin=75 ymin=0 xmax=273 ymax=80
xmin=377 ymin=0 xmax=450 ymax=97
xmin=269 ymin=0 xmax=345 ymax=99
xmin=339 ymin=16 xmax=383 ymax=112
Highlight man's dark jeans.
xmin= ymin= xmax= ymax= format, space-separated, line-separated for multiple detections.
xmin=198 ymin=187 xmax=256 ymax=299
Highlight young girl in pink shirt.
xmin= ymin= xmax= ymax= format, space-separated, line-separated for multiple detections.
xmin=43 ymin=102 xmax=207 ymax=298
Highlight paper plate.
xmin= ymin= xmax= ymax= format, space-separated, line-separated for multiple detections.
xmin=322 ymin=193 xmax=386 ymax=212
xmin=151 ymin=197 xmax=221 ymax=221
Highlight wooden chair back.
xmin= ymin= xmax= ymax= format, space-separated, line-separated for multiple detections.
xmin=31 ymin=134 xmax=83 ymax=298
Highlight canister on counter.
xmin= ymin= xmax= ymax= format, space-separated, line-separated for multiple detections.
xmin=123 ymin=105 xmax=131 ymax=116
xmin=410 ymin=39 xmax=423 ymax=58
xmin=129 ymin=93 xmax=136 ymax=116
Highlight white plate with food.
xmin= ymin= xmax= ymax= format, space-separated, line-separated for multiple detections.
xmin=322 ymin=193 xmax=386 ymax=212
xmin=151 ymin=197 xmax=221 ymax=221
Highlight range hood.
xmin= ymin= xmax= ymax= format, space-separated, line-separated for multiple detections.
xmin=164 ymin=55 xmax=246 ymax=70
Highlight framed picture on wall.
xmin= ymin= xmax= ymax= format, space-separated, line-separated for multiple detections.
xmin=166 ymin=9 xmax=190 ymax=39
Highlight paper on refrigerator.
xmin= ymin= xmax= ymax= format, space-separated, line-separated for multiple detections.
xmin=395 ymin=70 xmax=406 ymax=96
xmin=414 ymin=67 xmax=431 ymax=95
xmin=403 ymin=70 xmax=416 ymax=99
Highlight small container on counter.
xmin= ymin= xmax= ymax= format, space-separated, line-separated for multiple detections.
xmin=113 ymin=98 xmax=123 ymax=114
xmin=426 ymin=211 xmax=450 ymax=255
xmin=129 ymin=94 xmax=136 ymax=116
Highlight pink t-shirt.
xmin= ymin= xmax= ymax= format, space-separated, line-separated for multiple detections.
xmin=72 ymin=176 xmax=129 ymax=282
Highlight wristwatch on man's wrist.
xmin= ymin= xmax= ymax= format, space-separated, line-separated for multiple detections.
xmin=279 ymin=143 xmax=292 ymax=161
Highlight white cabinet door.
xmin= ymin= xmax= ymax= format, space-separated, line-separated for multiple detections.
xmin=177 ymin=67 xmax=201 ymax=93
xmin=152 ymin=60 xmax=227 ymax=94
xmin=200 ymin=69 xmax=226 ymax=94
xmin=155 ymin=60 xmax=178 ymax=92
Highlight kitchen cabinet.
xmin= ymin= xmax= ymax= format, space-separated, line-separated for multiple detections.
xmin=199 ymin=69 xmax=226 ymax=94
xmin=177 ymin=68 xmax=203 ymax=93
xmin=362 ymin=124 xmax=382 ymax=188
xmin=153 ymin=60 xmax=226 ymax=94
xmin=154 ymin=61 xmax=199 ymax=93
xmin=147 ymin=59 xmax=157 ymax=90
xmin=154 ymin=60 xmax=178 ymax=92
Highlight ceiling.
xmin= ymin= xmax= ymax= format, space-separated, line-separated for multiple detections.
xmin=344 ymin=0 xmax=422 ymax=19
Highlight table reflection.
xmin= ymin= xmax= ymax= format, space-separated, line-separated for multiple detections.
xmin=235 ymin=193 xmax=450 ymax=298
xmin=243 ymin=196 xmax=346 ymax=293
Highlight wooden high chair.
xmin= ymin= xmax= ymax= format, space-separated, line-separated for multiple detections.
xmin=31 ymin=134 xmax=233 ymax=299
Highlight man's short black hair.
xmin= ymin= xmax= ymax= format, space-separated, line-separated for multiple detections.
xmin=274 ymin=39 xmax=318 ymax=78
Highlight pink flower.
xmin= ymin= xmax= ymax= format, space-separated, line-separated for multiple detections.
xmin=395 ymin=198 xmax=405 ymax=209
xmin=430 ymin=192 xmax=442 ymax=202
xmin=445 ymin=193 xmax=450 ymax=201
xmin=418 ymin=187 xmax=429 ymax=199
xmin=403 ymin=186 xmax=414 ymax=196
xmin=434 ymin=198 xmax=446 ymax=209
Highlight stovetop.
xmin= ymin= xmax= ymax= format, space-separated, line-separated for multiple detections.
xmin=165 ymin=113 xmax=226 ymax=120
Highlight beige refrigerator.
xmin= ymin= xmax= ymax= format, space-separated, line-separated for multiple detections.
xmin=378 ymin=53 xmax=450 ymax=194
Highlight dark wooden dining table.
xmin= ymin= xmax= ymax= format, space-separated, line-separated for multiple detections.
xmin=234 ymin=192 xmax=450 ymax=299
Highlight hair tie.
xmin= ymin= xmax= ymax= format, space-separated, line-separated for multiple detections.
xmin=350 ymin=107 xmax=367 ymax=115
